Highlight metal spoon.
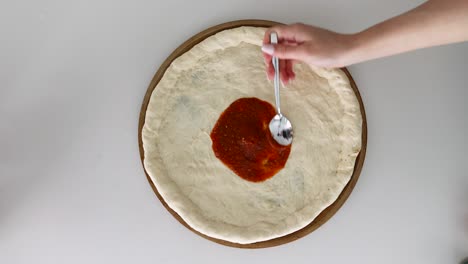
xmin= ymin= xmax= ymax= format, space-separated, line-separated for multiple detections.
xmin=268 ymin=32 xmax=293 ymax=146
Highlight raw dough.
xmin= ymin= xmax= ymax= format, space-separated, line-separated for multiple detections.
xmin=142 ymin=26 xmax=362 ymax=244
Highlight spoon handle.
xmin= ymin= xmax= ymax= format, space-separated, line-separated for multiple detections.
xmin=270 ymin=32 xmax=281 ymax=115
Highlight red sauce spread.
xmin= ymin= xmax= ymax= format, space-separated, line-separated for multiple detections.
xmin=210 ymin=97 xmax=291 ymax=182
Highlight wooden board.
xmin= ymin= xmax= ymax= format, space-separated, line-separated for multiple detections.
xmin=138 ymin=19 xmax=368 ymax=248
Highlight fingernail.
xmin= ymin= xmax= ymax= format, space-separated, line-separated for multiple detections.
xmin=261 ymin=44 xmax=274 ymax=55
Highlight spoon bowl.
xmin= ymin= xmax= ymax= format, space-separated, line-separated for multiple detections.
xmin=269 ymin=114 xmax=293 ymax=146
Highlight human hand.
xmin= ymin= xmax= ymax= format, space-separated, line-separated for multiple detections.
xmin=263 ymin=1 xmax=468 ymax=84
xmin=262 ymin=23 xmax=353 ymax=84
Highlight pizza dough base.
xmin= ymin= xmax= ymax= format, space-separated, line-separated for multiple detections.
xmin=142 ymin=27 xmax=362 ymax=244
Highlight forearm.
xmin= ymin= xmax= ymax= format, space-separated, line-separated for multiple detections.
xmin=344 ymin=0 xmax=468 ymax=65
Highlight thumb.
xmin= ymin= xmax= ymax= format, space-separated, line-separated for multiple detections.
xmin=262 ymin=43 xmax=305 ymax=60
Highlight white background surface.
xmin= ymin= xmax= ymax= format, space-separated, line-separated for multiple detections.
xmin=1 ymin=0 xmax=467 ymax=263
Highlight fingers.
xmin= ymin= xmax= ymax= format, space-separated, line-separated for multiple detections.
xmin=263 ymin=23 xmax=306 ymax=44
xmin=263 ymin=52 xmax=294 ymax=83
xmin=262 ymin=24 xmax=305 ymax=83
xmin=264 ymin=58 xmax=294 ymax=84
xmin=279 ymin=58 xmax=288 ymax=84
xmin=266 ymin=58 xmax=275 ymax=80
xmin=263 ymin=51 xmax=273 ymax=73
xmin=263 ymin=43 xmax=306 ymax=61
xmin=286 ymin=59 xmax=295 ymax=81
xmin=262 ymin=24 xmax=301 ymax=73
xmin=264 ymin=55 xmax=288 ymax=83
xmin=281 ymin=59 xmax=296 ymax=84
xmin=262 ymin=31 xmax=274 ymax=80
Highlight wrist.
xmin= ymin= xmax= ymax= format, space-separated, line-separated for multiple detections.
xmin=338 ymin=33 xmax=364 ymax=67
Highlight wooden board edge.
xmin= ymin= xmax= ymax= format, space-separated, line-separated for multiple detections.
xmin=137 ymin=19 xmax=368 ymax=248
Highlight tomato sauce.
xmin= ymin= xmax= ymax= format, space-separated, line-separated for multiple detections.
xmin=210 ymin=97 xmax=291 ymax=182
